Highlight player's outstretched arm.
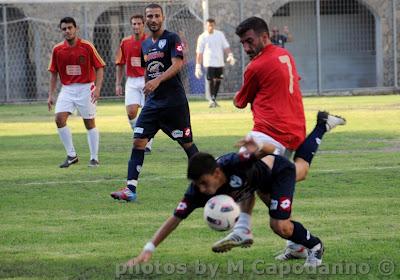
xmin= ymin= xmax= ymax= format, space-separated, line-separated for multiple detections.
xmin=126 ymin=215 xmax=182 ymax=267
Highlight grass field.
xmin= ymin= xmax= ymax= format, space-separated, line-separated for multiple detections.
xmin=0 ymin=95 xmax=399 ymax=279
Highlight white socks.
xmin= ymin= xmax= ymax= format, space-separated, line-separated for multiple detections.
xmin=233 ymin=212 xmax=252 ymax=232
xmin=146 ymin=138 xmax=154 ymax=150
xmin=128 ymin=118 xmax=137 ymax=131
xmin=87 ymin=127 xmax=99 ymax=161
xmin=57 ymin=126 xmax=76 ymax=157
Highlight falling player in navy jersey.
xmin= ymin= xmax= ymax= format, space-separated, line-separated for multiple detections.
xmin=111 ymin=3 xmax=199 ymax=202
xmin=124 ymin=112 xmax=340 ymax=268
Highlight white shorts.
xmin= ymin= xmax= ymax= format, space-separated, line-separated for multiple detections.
xmin=125 ymin=77 xmax=145 ymax=106
xmin=244 ymin=131 xmax=294 ymax=159
xmin=55 ymin=83 xmax=96 ymax=119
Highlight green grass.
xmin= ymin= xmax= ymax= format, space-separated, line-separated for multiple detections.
xmin=0 ymin=95 xmax=399 ymax=279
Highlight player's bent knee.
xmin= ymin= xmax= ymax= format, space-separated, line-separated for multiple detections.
xmin=133 ymin=138 xmax=148 ymax=149
xmin=295 ymin=158 xmax=310 ymax=182
xmin=270 ymin=219 xmax=292 ymax=238
xmin=83 ymin=119 xmax=96 ymax=130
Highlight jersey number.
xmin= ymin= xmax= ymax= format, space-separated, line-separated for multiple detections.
xmin=278 ymin=55 xmax=294 ymax=94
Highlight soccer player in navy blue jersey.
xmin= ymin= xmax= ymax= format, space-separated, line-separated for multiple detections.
xmin=111 ymin=3 xmax=199 ymax=202
xmin=124 ymin=117 xmax=336 ymax=268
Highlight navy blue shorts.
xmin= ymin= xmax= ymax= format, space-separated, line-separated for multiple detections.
xmin=257 ymin=156 xmax=296 ymax=220
xmin=134 ymin=103 xmax=193 ymax=144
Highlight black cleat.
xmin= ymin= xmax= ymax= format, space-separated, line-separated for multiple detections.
xmin=59 ymin=155 xmax=79 ymax=168
xmin=88 ymin=159 xmax=99 ymax=167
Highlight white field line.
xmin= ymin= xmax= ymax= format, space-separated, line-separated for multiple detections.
xmin=20 ymin=165 xmax=400 ymax=186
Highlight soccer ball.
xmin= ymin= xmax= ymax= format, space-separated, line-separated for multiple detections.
xmin=203 ymin=194 xmax=240 ymax=231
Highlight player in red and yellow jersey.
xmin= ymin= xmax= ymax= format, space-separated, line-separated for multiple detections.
xmin=48 ymin=17 xmax=105 ymax=168
xmin=115 ymin=14 xmax=153 ymax=153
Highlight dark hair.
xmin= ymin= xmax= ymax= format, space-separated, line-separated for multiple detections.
xmin=59 ymin=17 xmax=76 ymax=29
xmin=145 ymin=3 xmax=164 ymax=15
xmin=235 ymin=16 xmax=269 ymax=37
xmin=206 ymin=18 xmax=216 ymax=24
xmin=187 ymin=152 xmax=218 ymax=181
xmin=130 ymin=14 xmax=144 ymax=23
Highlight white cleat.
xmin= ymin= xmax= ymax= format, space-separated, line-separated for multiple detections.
xmin=212 ymin=229 xmax=253 ymax=253
xmin=317 ymin=111 xmax=346 ymax=132
xmin=275 ymin=241 xmax=308 ymax=260
xmin=304 ymin=242 xmax=324 ymax=267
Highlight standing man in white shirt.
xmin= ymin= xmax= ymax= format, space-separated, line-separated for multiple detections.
xmin=195 ymin=18 xmax=235 ymax=108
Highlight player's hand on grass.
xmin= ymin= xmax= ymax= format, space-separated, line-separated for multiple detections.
xmin=144 ymin=78 xmax=161 ymax=95
xmin=115 ymin=85 xmax=123 ymax=96
xmin=126 ymin=250 xmax=153 ymax=267
xmin=47 ymin=96 xmax=54 ymax=111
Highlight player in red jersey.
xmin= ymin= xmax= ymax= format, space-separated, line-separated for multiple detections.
xmin=115 ymin=14 xmax=153 ymax=153
xmin=213 ymin=17 xmax=346 ymax=259
xmin=47 ymin=17 xmax=105 ymax=168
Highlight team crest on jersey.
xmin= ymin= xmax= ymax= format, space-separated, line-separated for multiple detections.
xmin=229 ymin=175 xmax=243 ymax=188
xmin=78 ymin=55 xmax=85 ymax=64
xmin=158 ymin=39 xmax=167 ymax=49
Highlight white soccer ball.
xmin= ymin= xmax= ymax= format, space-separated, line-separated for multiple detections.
xmin=203 ymin=194 xmax=240 ymax=231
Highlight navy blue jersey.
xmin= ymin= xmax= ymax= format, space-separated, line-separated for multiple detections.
xmin=141 ymin=30 xmax=187 ymax=108
xmin=174 ymin=153 xmax=296 ymax=220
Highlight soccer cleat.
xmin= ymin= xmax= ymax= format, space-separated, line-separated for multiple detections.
xmin=110 ymin=187 xmax=137 ymax=202
xmin=317 ymin=111 xmax=346 ymax=132
xmin=88 ymin=159 xmax=99 ymax=167
xmin=59 ymin=155 xmax=79 ymax=168
xmin=209 ymin=101 xmax=216 ymax=108
xmin=275 ymin=241 xmax=308 ymax=260
xmin=212 ymin=229 xmax=253 ymax=253
xmin=144 ymin=147 xmax=152 ymax=155
xmin=304 ymin=242 xmax=324 ymax=267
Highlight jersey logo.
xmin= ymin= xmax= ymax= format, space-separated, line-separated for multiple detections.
xmin=130 ymin=57 xmax=141 ymax=67
xmin=176 ymin=43 xmax=183 ymax=52
xmin=171 ymin=130 xmax=183 ymax=138
xmin=176 ymin=201 xmax=187 ymax=211
xmin=279 ymin=197 xmax=292 ymax=212
xmin=229 ymin=175 xmax=243 ymax=188
xmin=158 ymin=39 xmax=167 ymax=49
xmin=134 ymin=127 xmax=144 ymax=134
xmin=66 ymin=65 xmax=82 ymax=76
xmin=184 ymin=128 xmax=191 ymax=137
xmin=270 ymin=199 xmax=278 ymax=210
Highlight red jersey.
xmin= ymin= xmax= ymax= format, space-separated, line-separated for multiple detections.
xmin=48 ymin=38 xmax=105 ymax=85
xmin=235 ymin=44 xmax=306 ymax=150
xmin=115 ymin=34 xmax=146 ymax=77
